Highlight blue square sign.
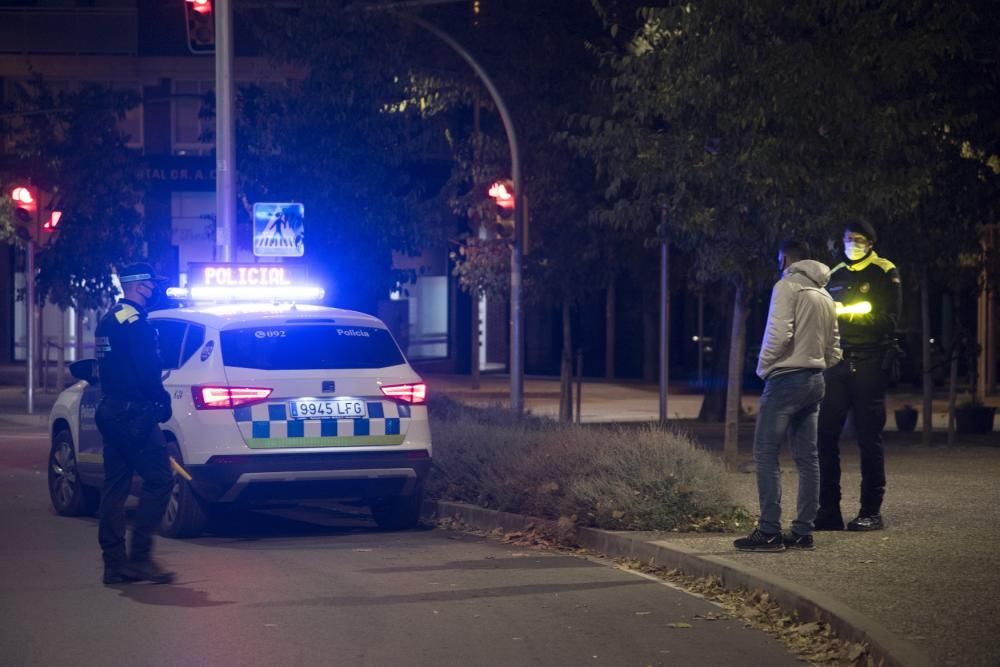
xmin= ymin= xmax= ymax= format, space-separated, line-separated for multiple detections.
xmin=253 ymin=202 xmax=304 ymax=257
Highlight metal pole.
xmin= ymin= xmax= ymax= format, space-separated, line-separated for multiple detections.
xmin=659 ymin=236 xmax=669 ymax=425
xmin=25 ymin=239 xmax=35 ymax=414
xmin=215 ymin=0 xmax=237 ymax=262
xmin=697 ymin=290 xmax=704 ymax=386
xmin=575 ymin=349 xmax=583 ymax=424
xmin=397 ymin=13 xmax=524 ymax=414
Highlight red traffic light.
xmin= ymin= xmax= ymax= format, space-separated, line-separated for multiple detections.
xmin=184 ymin=0 xmax=215 ymax=53
xmin=11 ymin=186 xmax=34 ymax=205
xmin=488 ymin=180 xmax=515 ymax=209
xmin=42 ymin=211 xmax=62 ymax=232
xmin=187 ymin=0 xmax=212 ymax=14
xmin=10 ymin=186 xmax=37 ymax=224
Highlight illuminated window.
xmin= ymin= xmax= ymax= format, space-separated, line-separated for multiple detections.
xmin=172 ymin=80 xmax=214 ymax=155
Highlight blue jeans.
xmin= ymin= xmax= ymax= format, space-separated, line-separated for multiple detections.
xmin=754 ymin=369 xmax=826 ymax=536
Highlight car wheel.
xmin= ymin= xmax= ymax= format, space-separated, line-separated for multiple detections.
xmin=48 ymin=429 xmax=99 ymax=516
xmin=370 ymin=488 xmax=423 ymax=531
xmin=159 ymin=442 xmax=209 ymax=539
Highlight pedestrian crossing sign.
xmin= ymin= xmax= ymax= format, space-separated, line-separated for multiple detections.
xmin=252 ymin=202 xmax=305 ymax=257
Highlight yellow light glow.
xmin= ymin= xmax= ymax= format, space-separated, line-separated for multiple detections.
xmin=836 ymin=301 xmax=872 ymax=316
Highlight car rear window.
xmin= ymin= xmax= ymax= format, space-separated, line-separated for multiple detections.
xmin=220 ymin=325 xmax=405 ymax=370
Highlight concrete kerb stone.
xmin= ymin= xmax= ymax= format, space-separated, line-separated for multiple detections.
xmin=433 ymin=500 xmax=931 ymax=667
xmin=0 ymin=413 xmax=49 ymax=429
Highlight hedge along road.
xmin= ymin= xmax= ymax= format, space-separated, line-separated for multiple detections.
xmin=0 ymin=430 xmax=802 ymax=666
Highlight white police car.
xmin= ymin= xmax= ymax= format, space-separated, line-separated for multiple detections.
xmin=47 ymin=302 xmax=431 ymax=537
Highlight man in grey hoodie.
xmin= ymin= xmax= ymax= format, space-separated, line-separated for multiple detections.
xmin=735 ymin=240 xmax=842 ymax=552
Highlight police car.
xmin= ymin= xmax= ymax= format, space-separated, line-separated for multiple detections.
xmin=47 ymin=293 xmax=432 ymax=538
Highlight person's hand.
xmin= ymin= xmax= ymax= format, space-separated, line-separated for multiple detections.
xmin=155 ymin=401 xmax=172 ymax=423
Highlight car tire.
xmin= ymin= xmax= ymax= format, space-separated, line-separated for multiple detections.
xmin=370 ymin=488 xmax=423 ymax=531
xmin=159 ymin=441 xmax=209 ymax=539
xmin=48 ymin=429 xmax=100 ymax=516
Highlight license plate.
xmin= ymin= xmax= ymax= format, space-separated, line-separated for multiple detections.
xmin=288 ymin=398 xmax=368 ymax=419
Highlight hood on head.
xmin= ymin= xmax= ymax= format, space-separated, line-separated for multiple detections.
xmin=786 ymin=259 xmax=831 ymax=287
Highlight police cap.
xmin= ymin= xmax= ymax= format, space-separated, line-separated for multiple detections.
xmin=843 ymin=219 xmax=877 ymax=244
xmin=118 ymin=262 xmax=167 ymax=284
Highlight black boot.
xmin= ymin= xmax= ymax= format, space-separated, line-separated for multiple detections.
xmin=847 ymin=514 xmax=884 ymax=531
xmin=103 ymin=564 xmax=140 ymax=585
xmin=813 ymin=506 xmax=845 ymax=531
xmin=123 ymin=559 xmax=176 ymax=584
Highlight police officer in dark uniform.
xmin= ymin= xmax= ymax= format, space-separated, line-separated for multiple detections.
xmin=816 ymin=221 xmax=901 ymax=531
xmin=95 ymin=263 xmax=176 ymax=584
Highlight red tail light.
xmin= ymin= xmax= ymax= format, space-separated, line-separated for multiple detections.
xmin=380 ymin=382 xmax=427 ymax=404
xmin=192 ymin=385 xmax=273 ymax=410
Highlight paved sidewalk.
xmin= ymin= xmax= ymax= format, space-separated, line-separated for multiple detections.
xmin=3 ymin=367 xmax=998 ymax=665
xmin=424 ymin=374 xmax=1000 ymax=667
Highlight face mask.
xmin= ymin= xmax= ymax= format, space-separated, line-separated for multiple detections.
xmin=146 ymin=285 xmax=168 ymax=311
xmin=844 ymin=242 xmax=869 ymax=261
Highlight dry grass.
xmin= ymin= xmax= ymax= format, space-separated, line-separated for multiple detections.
xmin=427 ymin=396 xmax=750 ymax=532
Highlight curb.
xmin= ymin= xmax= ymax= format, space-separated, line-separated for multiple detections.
xmin=0 ymin=412 xmax=48 ymax=429
xmin=433 ymin=500 xmax=931 ymax=667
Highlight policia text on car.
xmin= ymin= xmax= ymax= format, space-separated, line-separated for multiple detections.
xmin=815 ymin=221 xmax=902 ymax=532
xmin=94 ymin=263 xmax=177 ymax=585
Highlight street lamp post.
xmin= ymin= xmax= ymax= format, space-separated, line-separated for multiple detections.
xmin=659 ymin=205 xmax=669 ymax=426
xmin=395 ymin=12 xmax=525 ymax=414
xmin=25 ymin=238 xmax=35 ymax=415
xmin=215 ymin=0 xmax=237 ymax=262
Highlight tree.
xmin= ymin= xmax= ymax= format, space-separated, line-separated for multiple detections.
xmin=570 ymin=2 xmax=848 ymax=459
xmin=0 ymin=78 xmax=145 ymax=311
xmin=571 ymin=0 xmax=1000 ymax=458
xmin=238 ymin=2 xmax=457 ymax=314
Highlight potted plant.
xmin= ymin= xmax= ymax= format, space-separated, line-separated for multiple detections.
xmin=955 ymin=395 xmax=996 ymax=434
xmin=953 ymin=339 xmax=996 ymax=434
xmin=894 ymin=404 xmax=918 ymax=432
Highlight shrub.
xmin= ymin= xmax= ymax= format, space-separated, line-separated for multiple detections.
xmin=427 ymin=396 xmax=749 ymax=532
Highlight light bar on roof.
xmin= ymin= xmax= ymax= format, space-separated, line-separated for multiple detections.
xmin=166 ymin=285 xmax=325 ymax=302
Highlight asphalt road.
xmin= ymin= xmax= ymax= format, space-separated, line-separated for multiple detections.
xmin=0 ymin=423 xmax=800 ymax=667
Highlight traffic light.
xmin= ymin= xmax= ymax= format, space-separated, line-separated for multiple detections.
xmin=11 ymin=186 xmax=36 ymax=225
xmin=488 ymin=180 xmax=515 ymax=238
xmin=184 ymin=0 xmax=215 ymax=54
xmin=487 ymin=179 xmax=530 ymax=253
xmin=42 ymin=210 xmax=62 ymax=233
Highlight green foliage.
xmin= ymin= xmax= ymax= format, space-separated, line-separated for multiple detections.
xmin=411 ymin=2 xmax=622 ymax=309
xmin=0 ymin=195 xmax=16 ymax=246
xmin=450 ymin=236 xmax=510 ymax=298
xmin=238 ymin=3 xmax=457 ymax=312
xmin=426 ymin=396 xmax=749 ymax=532
xmin=1 ymin=79 xmax=145 ymax=310
xmin=571 ymin=0 xmax=999 ymax=289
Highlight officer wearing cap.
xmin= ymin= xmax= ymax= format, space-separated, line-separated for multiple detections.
xmin=815 ymin=221 xmax=902 ymax=532
xmin=94 ymin=262 xmax=176 ymax=584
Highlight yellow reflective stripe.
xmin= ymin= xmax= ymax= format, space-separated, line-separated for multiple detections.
xmin=836 ymin=301 xmax=873 ymax=316
xmin=114 ymin=304 xmax=140 ymax=324
xmin=845 ymin=251 xmax=895 ymax=273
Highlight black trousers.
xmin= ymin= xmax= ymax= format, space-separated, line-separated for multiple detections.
xmin=817 ymin=353 xmax=888 ymax=517
xmin=95 ymin=399 xmax=172 ymax=568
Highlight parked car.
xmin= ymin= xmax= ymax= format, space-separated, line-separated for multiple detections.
xmin=47 ymin=302 xmax=432 ymax=537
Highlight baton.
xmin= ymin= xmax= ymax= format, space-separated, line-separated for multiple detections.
xmin=169 ymin=456 xmax=193 ymax=481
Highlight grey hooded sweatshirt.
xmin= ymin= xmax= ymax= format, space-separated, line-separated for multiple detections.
xmin=756 ymin=259 xmax=842 ymax=380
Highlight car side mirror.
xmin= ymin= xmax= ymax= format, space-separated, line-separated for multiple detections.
xmin=70 ymin=359 xmax=99 ymax=385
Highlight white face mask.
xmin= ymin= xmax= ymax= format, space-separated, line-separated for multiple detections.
xmin=844 ymin=241 xmax=869 ymax=261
